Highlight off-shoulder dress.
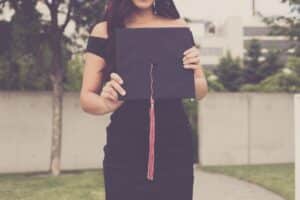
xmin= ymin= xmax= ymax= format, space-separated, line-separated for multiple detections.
xmin=85 ymin=35 xmax=194 ymax=200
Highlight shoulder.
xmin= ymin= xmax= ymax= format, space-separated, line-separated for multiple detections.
xmin=172 ymin=18 xmax=189 ymax=27
xmin=85 ymin=21 xmax=108 ymax=59
xmin=160 ymin=17 xmax=189 ymax=28
xmin=90 ymin=21 xmax=109 ymax=39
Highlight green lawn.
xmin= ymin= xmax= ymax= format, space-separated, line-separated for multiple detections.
xmin=0 ymin=163 xmax=294 ymax=200
xmin=201 ymin=163 xmax=295 ymax=200
xmin=0 ymin=170 xmax=105 ymax=200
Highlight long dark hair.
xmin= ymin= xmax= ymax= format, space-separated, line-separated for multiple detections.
xmin=100 ymin=0 xmax=181 ymax=85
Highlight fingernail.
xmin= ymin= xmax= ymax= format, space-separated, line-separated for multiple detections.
xmin=184 ymin=65 xmax=188 ymax=68
xmin=122 ymin=91 xmax=126 ymax=95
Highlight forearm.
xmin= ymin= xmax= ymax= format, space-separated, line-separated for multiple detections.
xmin=80 ymin=92 xmax=109 ymax=115
xmin=194 ymin=67 xmax=208 ymax=100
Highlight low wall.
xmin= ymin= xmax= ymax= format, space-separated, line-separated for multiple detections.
xmin=198 ymin=92 xmax=296 ymax=166
xmin=0 ymin=91 xmax=296 ymax=173
xmin=0 ymin=91 xmax=109 ymax=173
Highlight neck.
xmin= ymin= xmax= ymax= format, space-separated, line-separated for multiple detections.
xmin=126 ymin=8 xmax=157 ymax=26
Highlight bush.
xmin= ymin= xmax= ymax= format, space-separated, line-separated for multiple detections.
xmin=213 ymin=51 xmax=244 ymax=91
xmin=240 ymin=56 xmax=300 ymax=93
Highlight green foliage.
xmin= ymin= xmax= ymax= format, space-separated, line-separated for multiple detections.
xmin=204 ymin=69 xmax=226 ymax=92
xmin=0 ymin=21 xmax=11 ymax=54
xmin=242 ymin=40 xmax=284 ymax=85
xmin=0 ymin=2 xmax=58 ymax=90
xmin=241 ymin=56 xmax=300 ymax=92
xmin=0 ymin=55 xmax=11 ymax=88
xmin=264 ymin=0 xmax=300 ymax=57
xmin=213 ymin=51 xmax=244 ymax=91
xmin=0 ymin=0 xmax=106 ymax=91
xmin=0 ymin=2 xmax=50 ymax=90
xmin=0 ymin=170 xmax=106 ymax=200
xmin=243 ymin=39 xmax=264 ymax=84
xmin=182 ymin=98 xmax=199 ymax=163
xmin=212 ymin=39 xmax=286 ymax=92
xmin=64 ymin=54 xmax=84 ymax=91
xmin=211 ymin=0 xmax=299 ymax=93
xmin=72 ymin=0 xmax=107 ymax=32
xmin=257 ymin=49 xmax=284 ymax=78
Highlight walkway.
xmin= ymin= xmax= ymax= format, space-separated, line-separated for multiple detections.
xmin=193 ymin=167 xmax=285 ymax=200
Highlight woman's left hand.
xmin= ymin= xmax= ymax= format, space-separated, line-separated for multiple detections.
xmin=182 ymin=46 xmax=202 ymax=70
xmin=182 ymin=46 xmax=208 ymax=100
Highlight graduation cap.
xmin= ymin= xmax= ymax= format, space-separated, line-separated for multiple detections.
xmin=115 ymin=27 xmax=196 ymax=100
xmin=114 ymin=27 xmax=196 ymax=181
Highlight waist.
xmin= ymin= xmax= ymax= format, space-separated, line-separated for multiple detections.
xmin=107 ymin=98 xmax=189 ymax=131
xmin=110 ymin=98 xmax=184 ymax=119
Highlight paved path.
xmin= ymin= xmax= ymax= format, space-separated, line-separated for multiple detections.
xmin=193 ymin=167 xmax=285 ymax=200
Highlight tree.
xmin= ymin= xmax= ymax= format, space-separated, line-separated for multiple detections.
xmin=0 ymin=0 xmax=106 ymax=175
xmin=240 ymin=56 xmax=300 ymax=92
xmin=258 ymin=49 xmax=284 ymax=78
xmin=213 ymin=51 xmax=244 ymax=91
xmin=242 ymin=39 xmax=263 ymax=84
xmin=243 ymin=39 xmax=284 ymax=85
xmin=262 ymin=0 xmax=300 ymax=56
xmin=204 ymin=69 xmax=225 ymax=92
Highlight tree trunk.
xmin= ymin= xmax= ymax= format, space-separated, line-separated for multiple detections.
xmin=49 ymin=30 xmax=64 ymax=176
xmin=49 ymin=73 xmax=63 ymax=176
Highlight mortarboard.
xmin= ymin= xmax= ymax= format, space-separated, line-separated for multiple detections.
xmin=114 ymin=27 xmax=196 ymax=181
xmin=115 ymin=27 xmax=195 ymax=100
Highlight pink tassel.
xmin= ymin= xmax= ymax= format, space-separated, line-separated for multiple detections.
xmin=147 ymin=97 xmax=155 ymax=180
xmin=147 ymin=63 xmax=155 ymax=181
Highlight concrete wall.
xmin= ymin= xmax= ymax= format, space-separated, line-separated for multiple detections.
xmin=0 ymin=91 xmax=296 ymax=173
xmin=198 ymin=92 xmax=296 ymax=166
xmin=0 ymin=91 xmax=110 ymax=173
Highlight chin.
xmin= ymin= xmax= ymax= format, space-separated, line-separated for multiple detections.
xmin=132 ymin=0 xmax=154 ymax=10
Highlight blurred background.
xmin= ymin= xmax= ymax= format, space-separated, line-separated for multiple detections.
xmin=0 ymin=0 xmax=298 ymax=200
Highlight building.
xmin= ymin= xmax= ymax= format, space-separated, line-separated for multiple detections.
xmin=187 ymin=14 xmax=297 ymax=71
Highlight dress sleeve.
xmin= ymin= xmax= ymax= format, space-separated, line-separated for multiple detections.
xmin=85 ymin=36 xmax=108 ymax=59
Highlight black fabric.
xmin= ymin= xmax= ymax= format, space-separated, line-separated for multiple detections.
xmin=103 ymin=99 xmax=194 ymax=200
xmin=115 ymin=27 xmax=196 ymax=101
xmin=85 ymin=36 xmax=108 ymax=59
xmin=101 ymin=27 xmax=196 ymax=200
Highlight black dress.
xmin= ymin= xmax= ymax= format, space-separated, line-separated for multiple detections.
xmin=86 ymin=36 xmax=194 ymax=200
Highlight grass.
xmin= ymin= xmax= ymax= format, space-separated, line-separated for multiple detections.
xmin=201 ymin=163 xmax=295 ymax=200
xmin=0 ymin=163 xmax=294 ymax=200
xmin=0 ymin=170 xmax=105 ymax=200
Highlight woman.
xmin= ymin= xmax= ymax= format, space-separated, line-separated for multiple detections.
xmin=80 ymin=0 xmax=208 ymax=199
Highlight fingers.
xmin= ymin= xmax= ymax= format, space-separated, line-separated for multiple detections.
xmin=183 ymin=46 xmax=198 ymax=56
xmin=102 ymin=82 xmax=118 ymax=101
xmin=183 ymin=64 xmax=200 ymax=70
xmin=101 ymin=73 xmax=126 ymax=101
xmin=183 ymin=50 xmax=199 ymax=61
xmin=183 ymin=55 xmax=201 ymax=65
xmin=111 ymin=79 xmax=126 ymax=96
xmin=183 ymin=46 xmax=200 ymax=65
xmin=110 ymin=72 xmax=124 ymax=85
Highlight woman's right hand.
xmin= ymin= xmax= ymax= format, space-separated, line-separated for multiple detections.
xmin=100 ymin=72 xmax=126 ymax=113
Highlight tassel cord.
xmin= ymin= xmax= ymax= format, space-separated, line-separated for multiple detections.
xmin=147 ymin=63 xmax=156 ymax=181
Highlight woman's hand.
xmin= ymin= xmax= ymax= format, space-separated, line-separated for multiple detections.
xmin=182 ymin=46 xmax=208 ymax=100
xmin=182 ymin=46 xmax=202 ymax=70
xmin=100 ymin=72 xmax=126 ymax=112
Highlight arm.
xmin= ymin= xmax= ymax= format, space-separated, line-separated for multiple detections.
xmin=175 ymin=18 xmax=209 ymax=100
xmin=80 ymin=22 xmax=110 ymax=115
xmin=193 ymin=65 xmax=208 ymax=100
xmin=183 ymin=46 xmax=208 ymax=101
